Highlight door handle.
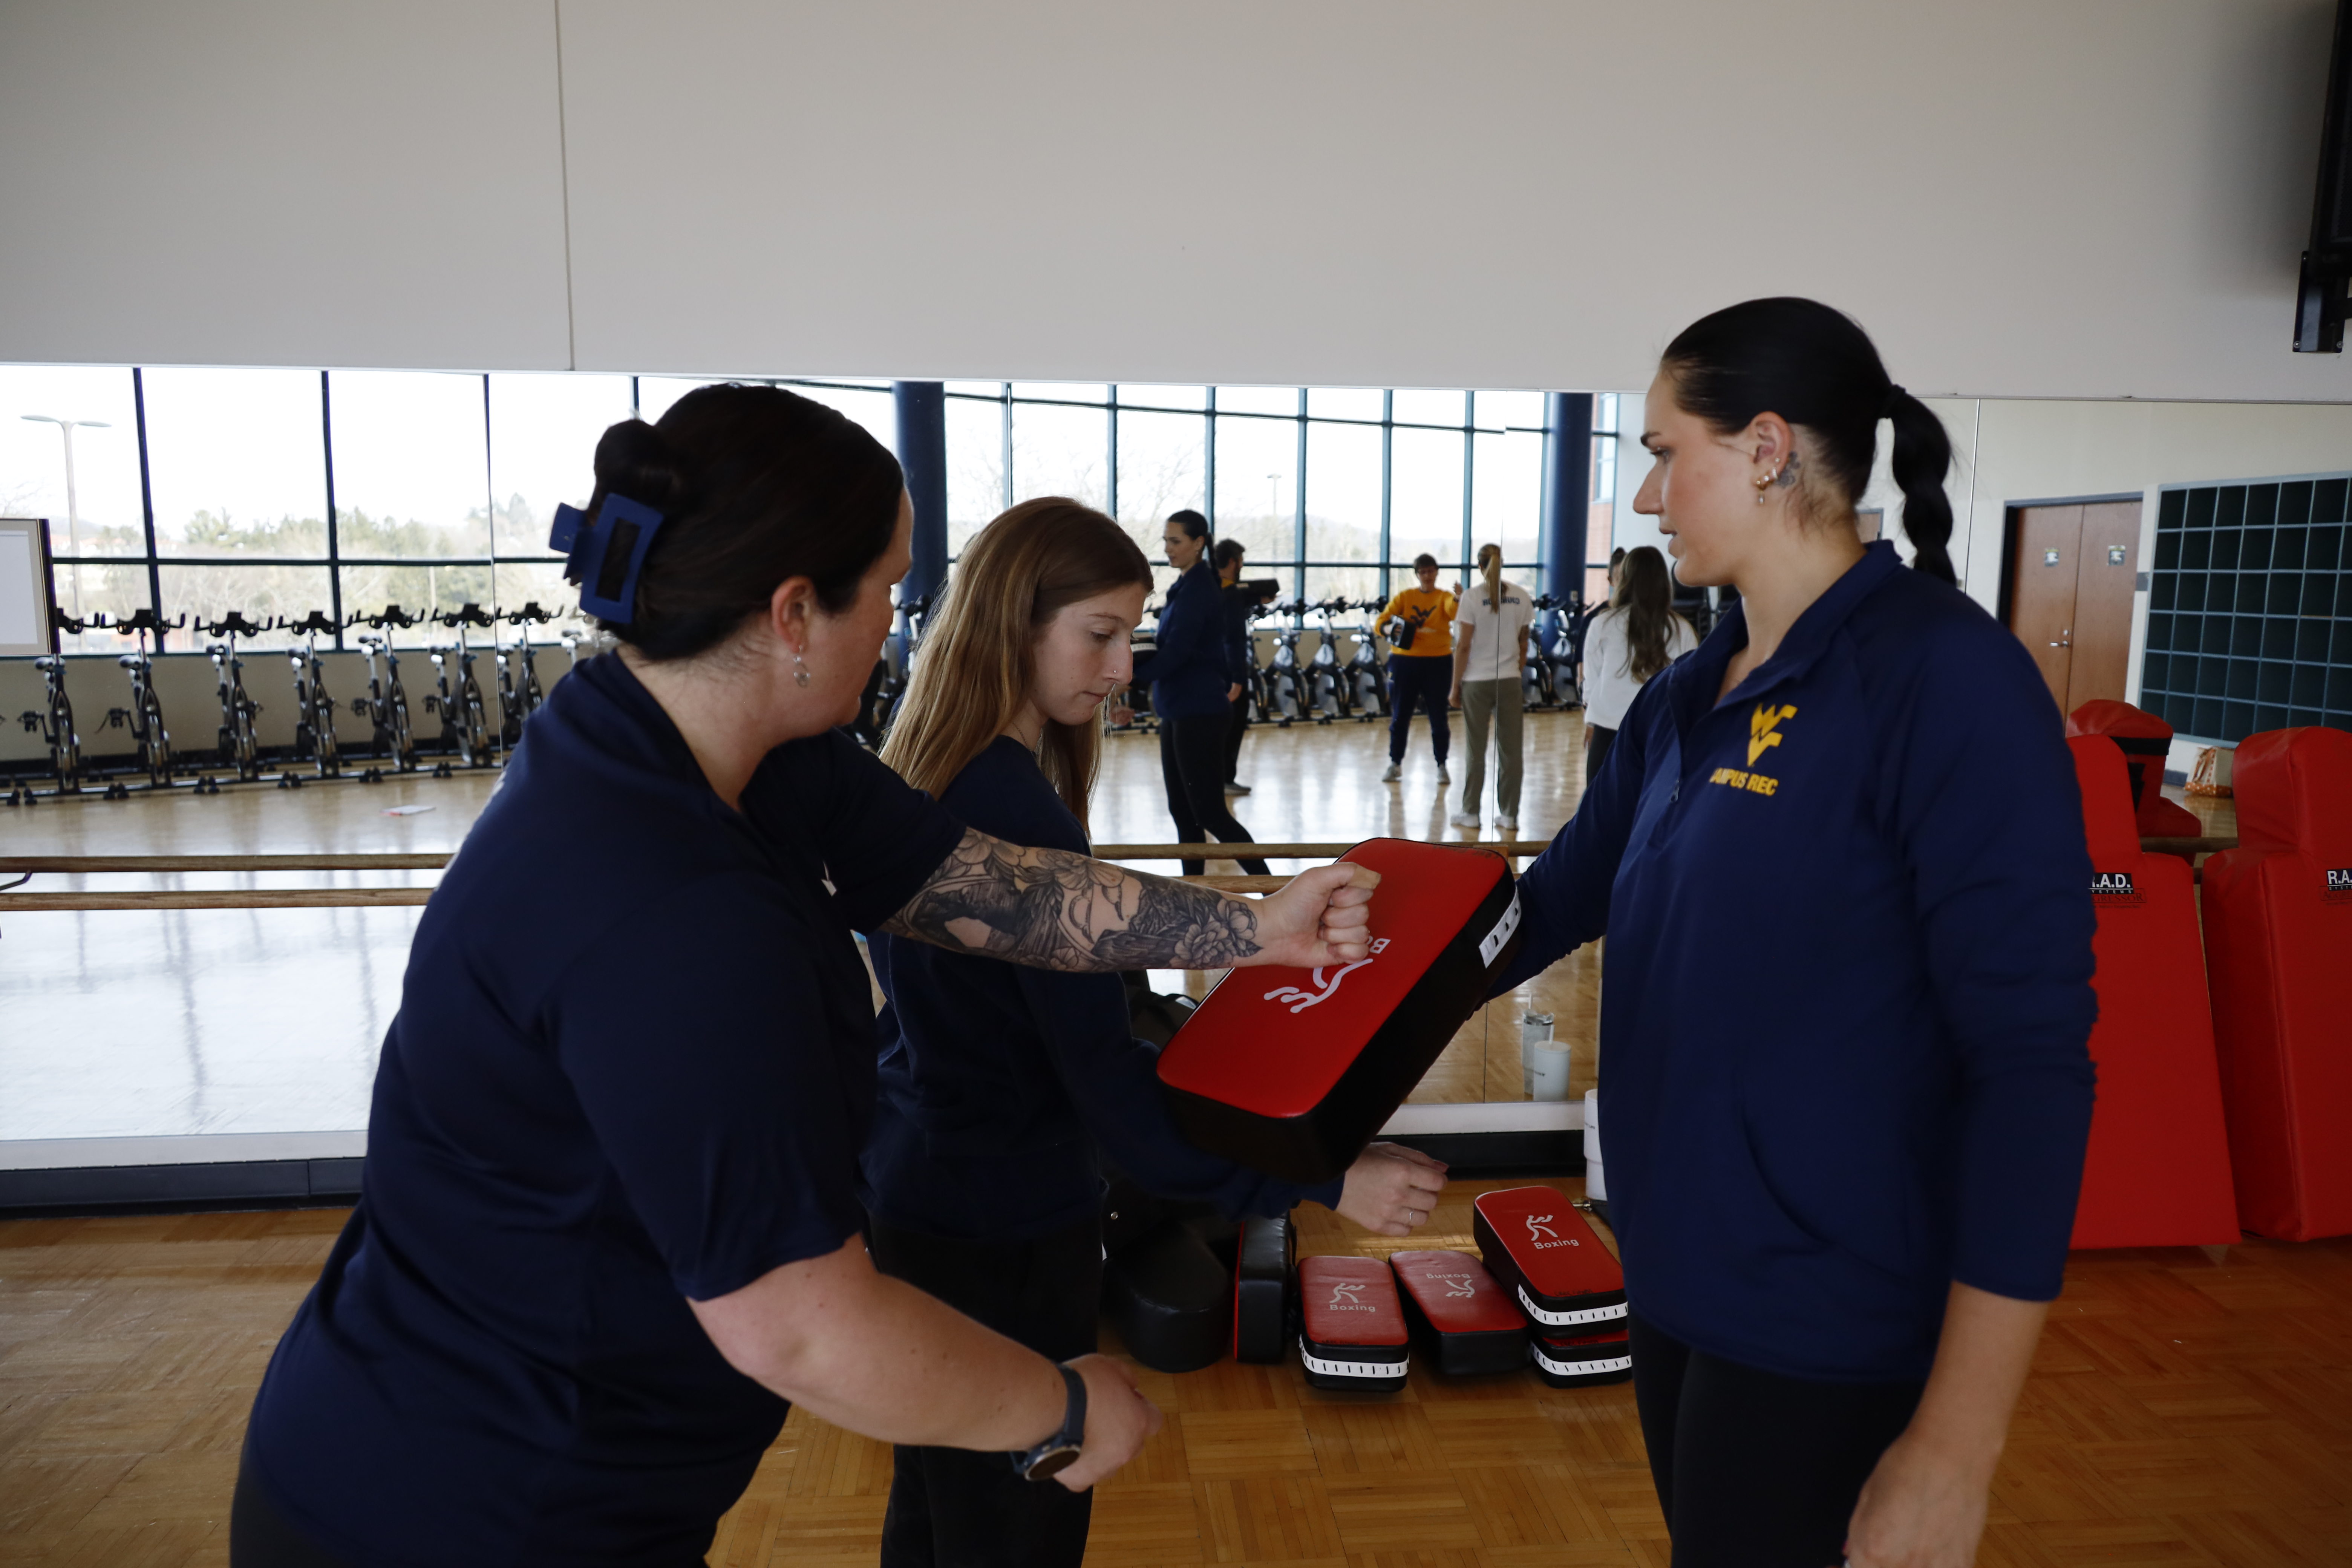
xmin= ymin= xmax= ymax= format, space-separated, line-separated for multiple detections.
xmin=2049 ymin=631 xmax=2072 ymax=649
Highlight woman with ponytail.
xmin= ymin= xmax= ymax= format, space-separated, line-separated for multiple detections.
xmin=231 ymin=387 xmax=1379 ymax=1568
xmin=1499 ymin=300 xmax=2096 ymax=1568
xmin=1447 ymin=543 xmax=1537 ymax=831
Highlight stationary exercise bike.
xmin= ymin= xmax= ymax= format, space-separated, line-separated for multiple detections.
xmin=202 ymin=612 xmax=272 ymax=786
xmin=1261 ymin=602 xmax=1305 ymax=726
xmin=493 ymin=602 xmax=557 ymax=748
xmin=346 ymin=605 xmax=420 ymax=781
xmin=1304 ymin=599 xmax=1351 ymax=724
xmin=16 ymin=609 xmax=105 ymax=798
xmin=424 ymin=603 xmax=496 ymax=774
xmin=279 ymin=610 xmax=343 ymax=783
xmin=102 ymin=608 xmax=185 ymax=793
xmin=1342 ymin=599 xmax=1388 ymax=720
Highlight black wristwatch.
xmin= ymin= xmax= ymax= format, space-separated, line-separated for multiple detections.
xmin=1012 ymin=1364 xmax=1087 ymax=1482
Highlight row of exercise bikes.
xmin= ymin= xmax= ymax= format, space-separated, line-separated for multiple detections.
xmin=9 ymin=602 xmax=591 ymax=804
xmin=1116 ymin=594 xmax=1589 ymax=733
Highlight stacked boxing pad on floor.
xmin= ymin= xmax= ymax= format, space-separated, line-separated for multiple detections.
xmin=1297 ymin=1255 xmax=1410 ymax=1392
xmin=1156 ymin=839 xmax=1524 ymax=1182
xmin=2199 ymin=727 xmax=2352 ymax=1241
xmin=1233 ymin=1212 xmax=1295 ymax=1364
xmin=1473 ymin=1185 xmax=1630 ymax=1388
xmin=1389 ymin=1250 xmax=1526 ymax=1376
xmin=2065 ymin=736 xmax=2240 ymax=1249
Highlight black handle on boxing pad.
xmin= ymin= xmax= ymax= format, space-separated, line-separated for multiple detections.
xmin=1232 ymin=1211 xmax=1296 ymax=1364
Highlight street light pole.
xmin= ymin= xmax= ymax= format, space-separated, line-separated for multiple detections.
xmin=21 ymin=414 xmax=111 ymax=620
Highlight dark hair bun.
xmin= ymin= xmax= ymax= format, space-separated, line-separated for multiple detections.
xmin=592 ymin=420 xmax=692 ymax=518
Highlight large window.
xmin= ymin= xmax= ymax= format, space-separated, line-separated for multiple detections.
xmin=7 ymin=366 xmax=1613 ymax=654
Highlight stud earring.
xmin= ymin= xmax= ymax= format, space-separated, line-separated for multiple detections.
xmin=793 ymin=652 xmax=812 ymax=689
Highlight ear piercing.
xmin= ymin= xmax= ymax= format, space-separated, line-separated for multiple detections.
xmin=793 ymin=652 xmax=812 ymax=688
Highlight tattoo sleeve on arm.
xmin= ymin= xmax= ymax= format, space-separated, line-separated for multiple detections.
xmin=880 ymin=829 xmax=1263 ymax=971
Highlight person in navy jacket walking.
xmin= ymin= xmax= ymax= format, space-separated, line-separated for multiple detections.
xmin=1135 ymin=509 xmax=1269 ymax=876
xmin=1500 ymin=299 xmax=2097 ymax=1568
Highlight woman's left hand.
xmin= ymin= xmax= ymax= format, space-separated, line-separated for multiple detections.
xmin=1843 ymin=1431 xmax=1995 ymax=1568
xmin=1242 ymin=864 xmax=1380 ymax=968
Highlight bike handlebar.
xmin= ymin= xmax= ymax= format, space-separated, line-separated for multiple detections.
xmin=348 ymin=605 xmax=423 ymax=630
xmin=438 ymin=603 xmax=496 ymax=629
xmin=505 ymin=601 xmax=556 ymax=625
xmin=109 ymin=608 xmax=186 ymax=637
xmin=200 ymin=612 xmax=273 ymax=639
xmin=283 ymin=610 xmax=340 ymax=638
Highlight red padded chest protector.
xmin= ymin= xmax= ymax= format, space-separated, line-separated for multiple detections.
xmin=2066 ymin=699 xmax=2205 ymax=847
xmin=1471 ymin=1186 xmax=1627 ymax=1331
xmin=1389 ymin=1250 xmax=1527 ymax=1377
xmin=1157 ymin=839 xmax=1523 ymax=1183
xmin=1297 ymin=1255 xmax=1409 ymax=1390
xmin=2066 ymin=736 xmax=2239 ymax=1248
xmin=2199 ymin=727 xmax=2352 ymax=1241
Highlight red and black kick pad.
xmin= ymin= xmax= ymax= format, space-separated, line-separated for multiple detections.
xmin=1472 ymin=1186 xmax=1627 ymax=1334
xmin=1389 ymin=1249 xmax=1527 ymax=1377
xmin=1233 ymin=1211 xmax=1295 ymax=1365
xmin=1297 ymin=1255 xmax=1409 ymax=1392
xmin=1531 ymin=1328 xmax=1632 ymax=1388
xmin=1156 ymin=839 xmax=1524 ymax=1183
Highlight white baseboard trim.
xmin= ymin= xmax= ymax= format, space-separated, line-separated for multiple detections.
xmin=1377 ymin=1100 xmax=1583 ymax=1137
xmin=0 ymin=1130 xmax=369 ymax=1171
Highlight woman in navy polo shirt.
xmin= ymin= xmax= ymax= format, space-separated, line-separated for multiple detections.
xmin=868 ymin=497 xmax=1447 ymax=1567
xmin=1137 ymin=508 xmax=1268 ymax=876
xmin=1502 ymin=300 xmax=2097 ymax=1568
xmin=230 ymin=387 xmax=1377 ymax=1568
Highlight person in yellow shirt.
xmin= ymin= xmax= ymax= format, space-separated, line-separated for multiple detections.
xmin=1377 ymin=553 xmax=1459 ymax=784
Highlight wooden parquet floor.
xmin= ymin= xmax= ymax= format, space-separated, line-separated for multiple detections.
xmin=3 ymin=1179 xmax=2347 ymax=1567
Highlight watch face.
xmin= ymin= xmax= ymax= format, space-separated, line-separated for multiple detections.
xmin=1024 ymin=1444 xmax=1082 ymax=1482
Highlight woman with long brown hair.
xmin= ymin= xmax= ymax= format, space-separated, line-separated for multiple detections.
xmin=1579 ymin=544 xmax=1697 ymax=783
xmin=872 ymin=498 xmax=1446 ymax=1568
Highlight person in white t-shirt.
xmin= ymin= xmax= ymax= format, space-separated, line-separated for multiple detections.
xmin=1581 ymin=545 xmax=1698 ymax=784
xmin=1448 ymin=545 xmax=1537 ymax=832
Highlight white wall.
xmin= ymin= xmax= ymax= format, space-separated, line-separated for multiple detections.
xmin=6 ymin=0 xmax=2352 ymax=403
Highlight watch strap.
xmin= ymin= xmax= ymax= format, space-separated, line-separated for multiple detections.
xmin=1012 ymin=1364 xmax=1087 ymax=1480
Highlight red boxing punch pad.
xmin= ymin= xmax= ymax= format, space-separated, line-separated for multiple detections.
xmin=2066 ymin=700 xmax=2204 ymax=845
xmin=1471 ymin=1186 xmax=1627 ymax=1332
xmin=1156 ymin=839 xmax=1523 ymax=1183
xmin=2066 ymin=737 xmax=2239 ymax=1249
xmin=1297 ymin=1255 xmax=1409 ymax=1392
xmin=1389 ymin=1250 xmax=1527 ymax=1377
xmin=2200 ymin=727 xmax=2352 ymax=1241
xmin=1531 ymin=1329 xmax=1633 ymax=1389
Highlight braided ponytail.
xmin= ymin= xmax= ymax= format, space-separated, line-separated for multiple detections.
xmin=1884 ymin=387 xmax=1956 ymax=586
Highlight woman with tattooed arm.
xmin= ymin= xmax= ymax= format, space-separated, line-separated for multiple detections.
xmin=231 ymin=387 xmax=1376 ymax=1568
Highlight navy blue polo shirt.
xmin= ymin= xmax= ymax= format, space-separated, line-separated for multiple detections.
xmin=863 ymin=737 xmax=1341 ymax=1239
xmin=1501 ymin=542 xmax=2098 ymax=1382
xmin=245 ymin=654 xmax=963 ymax=1568
xmin=1135 ymin=561 xmax=1236 ymax=719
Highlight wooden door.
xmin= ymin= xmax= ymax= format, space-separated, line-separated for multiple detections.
xmin=2066 ymin=501 xmax=2141 ymax=710
xmin=2010 ymin=505 xmax=2083 ymax=710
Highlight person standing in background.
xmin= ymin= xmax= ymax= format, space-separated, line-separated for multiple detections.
xmin=1378 ymin=553 xmax=1458 ymax=785
xmin=1448 ymin=544 xmax=1534 ymax=834
xmin=1213 ymin=537 xmax=1257 ymax=796
xmin=1135 ymin=510 xmax=1269 ymax=877
xmin=1580 ymin=545 xmax=1696 ymax=785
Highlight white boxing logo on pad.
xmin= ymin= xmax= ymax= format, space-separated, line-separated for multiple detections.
xmin=1262 ymin=938 xmax=1389 ymax=1014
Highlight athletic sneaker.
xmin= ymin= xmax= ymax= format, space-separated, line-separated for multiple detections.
xmin=1381 ymin=762 xmax=1402 ymax=782
xmin=1497 ymin=812 xmax=1519 ymax=832
xmin=1223 ymin=781 xmax=1251 ymax=796
xmin=1436 ymin=764 xmax=1450 ymax=783
xmin=1449 ymin=810 xmax=1480 ymax=830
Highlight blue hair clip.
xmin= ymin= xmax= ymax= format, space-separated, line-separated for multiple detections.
xmin=550 ymin=495 xmax=667 ymax=624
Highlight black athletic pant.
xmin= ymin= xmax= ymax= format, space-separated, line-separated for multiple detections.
xmin=1386 ymin=654 xmax=1452 ymax=766
xmin=230 ymin=1436 xmax=355 ymax=1567
xmin=1158 ymin=714 xmax=1271 ymax=877
xmin=1223 ymin=692 xmax=1251 ymax=784
xmin=1586 ymin=724 xmax=1616 ymax=786
xmin=868 ymin=1215 xmax=1104 ymax=1568
xmin=1630 ymin=1314 xmax=1924 ymax=1568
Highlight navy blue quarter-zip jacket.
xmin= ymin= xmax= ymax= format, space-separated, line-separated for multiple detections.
xmin=863 ymin=737 xmax=1341 ymax=1239
xmin=1500 ymin=542 xmax=2098 ymax=1383
xmin=1133 ymin=560 xmax=1237 ymax=719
